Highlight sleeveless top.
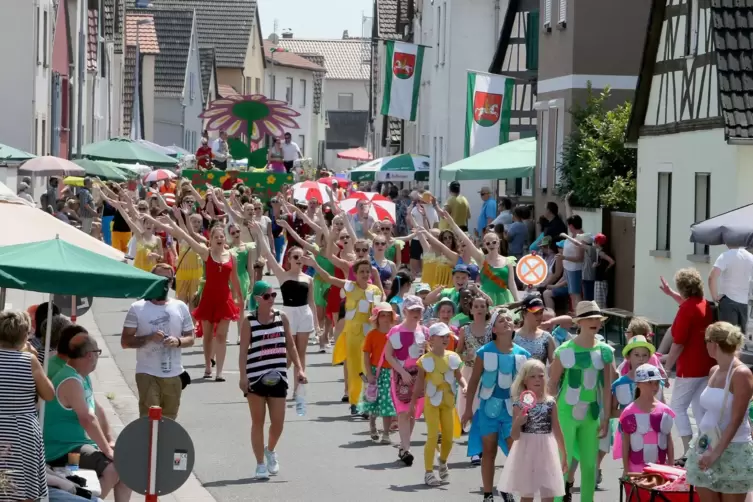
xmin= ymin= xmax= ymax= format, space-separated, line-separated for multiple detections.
xmin=246 ymin=310 xmax=288 ymax=384
xmin=513 ymin=330 xmax=554 ymax=364
xmin=372 ymin=257 xmax=393 ymax=284
xmin=418 ymin=351 xmax=463 ymax=408
xmin=43 ymin=364 xmax=96 ymax=461
xmin=518 ymin=398 xmax=555 ymax=434
xmin=463 ymin=324 xmax=489 ymax=366
xmin=698 ymin=363 xmax=752 ymax=443
xmin=281 ymin=280 xmax=310 ymax=307
xmin=0 ymin=350 xmax=36 ymax=416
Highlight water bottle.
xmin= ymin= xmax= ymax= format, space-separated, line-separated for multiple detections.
xmin=161 ymin=346 xmax=172 ymax=374
xmin=295 ymin=384 xmax=307 ymax=416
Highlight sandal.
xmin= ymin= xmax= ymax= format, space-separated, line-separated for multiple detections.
xmin=380 ymin=433 xmax=391 ymax=445
xmin=398 ymin=449 xmax=414 ymax=466
xmin=215 ymin=376 xmax=226 ymax=382
xmin=370 ymin=427 xmax=379 ymax=442
xmin=203 ymin=372 xmax=212 ymax=379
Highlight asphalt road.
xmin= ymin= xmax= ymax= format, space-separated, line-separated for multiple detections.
xmin=92 ymin=286 xmax=668 ymax=502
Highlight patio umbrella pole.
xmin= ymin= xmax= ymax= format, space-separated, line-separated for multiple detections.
xmin=0 ymin=287 xmax=5 ymax=310
xmin=71 ymin=295 xmax=77 ymax=323
xmin=39 ymin=296 xmax=54 ymax=428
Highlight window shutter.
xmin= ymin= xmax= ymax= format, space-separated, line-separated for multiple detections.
xmin=544 ymin=0 xmax=551 ymax=28
xmin=558 ymin=0 xmax=567 ymax=25
xmin=539 ymin=110 xmax=549 ymax=189
xmin=526 ymin=11 xmax=539 ymax=70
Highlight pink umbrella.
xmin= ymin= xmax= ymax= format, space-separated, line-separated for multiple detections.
xmin=340 ymin=192 xmax=396 ymax=223
xmin=291 ymin=180 xmax=331 ymax=204
xmin=337 ymin=147 xmax=372 ymax=161
xmin=143 ymin=169 xmax=177 ymax=183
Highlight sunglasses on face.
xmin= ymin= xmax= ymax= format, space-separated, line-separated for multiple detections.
xmin=374 ymin=241 xmax=386 ymax=246
xmin=254 ymin=207 xmax=262 ymax=211
xmin=340 ymin=235 xmax=350 ymax=241
xmin=261 ymin=292 xmax=278 ymax=300
xmin=90 ymin=349 xmax=103 ymax=356
xmin=355 ymin=247 xmax=369 ymax=253
xmin=230 ymin=231 xmax=240 ymax=237
xmin=485 ymin=240 xmax=499 ymax=246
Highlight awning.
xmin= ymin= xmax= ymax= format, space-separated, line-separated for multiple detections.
xmin=439 ymin=137 xmax=536 ymax=181
xmin=690 ymin=203 xmax=753 ymax=247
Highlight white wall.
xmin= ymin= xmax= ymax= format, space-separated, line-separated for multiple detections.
xmin=633 ymin=130 xmax=753 ymax=322
xmin=265 ymin=65 xmax=315 ymax=157
xmin=323 ymin=79 xmax=369 ymax=112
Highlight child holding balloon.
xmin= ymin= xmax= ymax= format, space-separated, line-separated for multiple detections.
xmin=498 ymin=359 xmax=567 ymax=502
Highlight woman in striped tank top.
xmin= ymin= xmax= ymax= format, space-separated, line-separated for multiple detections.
xmin=239 ymin=281 xmax=307 ymax=480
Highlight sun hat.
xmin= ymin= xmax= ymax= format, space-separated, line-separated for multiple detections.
xmin=452 ymin=264 xmax=471 ymax=275
xmin=634 ymin=363 xmax=664 ymax=383
xmin=369 ymin=302 xmax=397 ymax=323
xmin=520 ymin=295 xmax=545 ymax=313
xmin=420 ymin=191 xmax=434 ymax=204
xmin=572 ymin=301 xmax=608 ymax=322
xmin=415 ymin=283 xmax=431 ymax=294
xmin=621 ymin=335 xmax=656 ymax=358
xmin=429 ymin=322 xmax=451 ymax=338
xmin=403 ymin=295 xmax=425 ymax=311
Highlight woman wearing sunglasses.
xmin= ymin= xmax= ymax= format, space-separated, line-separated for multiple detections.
xmin=239 ymin=281 xmax=307 ymax=479
xmin=379 ymin=220 xmax=407 ymax=270
xmin=267 ymin=137 xmax=286 ymax=173
xmin=416 ymin=227 xmax=480 ymax=283
xmin=371 ymin=235 xmax=397 ymax=289
xmin=248 ymin=221 xmax=318 ymax=396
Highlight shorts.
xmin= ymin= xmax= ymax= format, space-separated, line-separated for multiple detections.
xmin=565 ymin=269 xmax=583 ymax=295
xmin=214 ymin=159 xmax=227 ymax=170
xmin=80 ymin=216 xmax=94 ymax=234
xmin=135 ymin=373 xmax=182 ymax=420
xmin=551 ymin=286 xmax=569 ymax=298
xmin=50 ymin=444 xmax=111 ymax=478
xmin=410 ymin=239 xmax=423 ymax=260
xmin=284 ymin=304 xmax=315 ymax=334
xmin=474 ymin=411 xmax=513 ymax=455
xmin=582 ymin=280 xmax=595 ymax=301
xmin=247 ymin=376 xmax=288 ymax=398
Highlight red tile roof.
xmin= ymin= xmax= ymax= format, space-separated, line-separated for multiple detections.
xmin=125 ymin=14 xmax=160 ymax=54
xmin=263 ymin=41 xmax=327 ymax=73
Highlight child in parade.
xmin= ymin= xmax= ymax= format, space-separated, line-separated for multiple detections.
xmin=617 ymin=317 xmax=669 ymax=397
xmin=384 ymin=295 xmax=429 ymax=466
xmin=359 ymin=303 xmax=398 ymax=443
xmin=413 ymin=322 xmax=467 ymax=486
xmin=462 ymin=308 xmax=530 ymax=502
xmin=548 ymin=301 xmax=614 ymax=502
xmin=498 ymin=359 xmax=567 ymax=501
xmin=620 ymin=363 xmax=675 ymax=476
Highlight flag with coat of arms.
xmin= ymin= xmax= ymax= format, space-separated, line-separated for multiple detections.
xmin=464 ymin=71 xmax=514 ymax=157
xmin=381 ymin=41 xmax=425 ymax=121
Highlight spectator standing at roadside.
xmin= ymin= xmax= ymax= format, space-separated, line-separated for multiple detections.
xmin=505 ymin=206 xmax=529 ymax=260
xmin=543 ymin=201 xmax=568 ymax=242
xmin=78 ymin=177 xmax=97 ymax=235
xmin=476 ymin=186 xmax=497 ymax=238
xmin=281 ymin=132 xmax=302 ymax=173
xmin=211 ymin=130 xmax=229 ymax=171
xmin=490 ymin=197 xmax=513 ymax=229
xmin=121 ymin=263 xmax=195 ymax=420
xmin=561 ymin=214 xmax=585 ymax=305
xmin=440 ymin=181 xmax=470 ymax=232
xmin=708 ymin=244 xmax=753 ymax=331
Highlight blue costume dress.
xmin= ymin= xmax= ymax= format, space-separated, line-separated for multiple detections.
xmin=467 ymin=342 xmax=530 ymax=456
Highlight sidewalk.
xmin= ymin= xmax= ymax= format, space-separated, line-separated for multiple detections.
xmin=5 ymin=289 xmax=216 ymax=502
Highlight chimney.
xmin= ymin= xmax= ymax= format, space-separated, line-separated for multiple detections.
xmin=342 ymin=30 xmax=349 ymax=39
xmin=281 ymin=30 xmax=293 ymax=39
xmin=268 ymin=33 xmax=280 ymax=44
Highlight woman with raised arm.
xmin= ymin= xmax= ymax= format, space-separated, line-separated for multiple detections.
xmin=172 ymin=210 xmax=206 ymax=305
xmin=228 ymin=221 xmax=254 ymax=343
xmin=378 ymin=220 xmax=406 ymax=269
xmin=416 ymin=227 xmax=480 ymax=282
xmin=157 ymin=208 xmax=243 ymax=381
xmin=107 ymin=195 xmax=163 ymax=271
xmin=248 ymin=219 xmax=318 ymax=394
xmin=438 ymin=206 xmax=519 ymax=306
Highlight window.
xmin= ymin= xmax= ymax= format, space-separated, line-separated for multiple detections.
xmin=538 ymin=110 xmax=549 ymax=188
xmin=436 ymin=5 xmax=441 ymax=65
xmin=270 ymin=75 xmax=276 ymax=99
xmin=544 ymin=0 xmax=552 ymax=30
xmin=245 ymin=76 xmax=251 ymax=94
xmin=522 ymin=175 xmax=532 ymax=196
xmin=338 ymin=93 xmax=354 ymax=110
xmin=41 ymin=119 xmax=46 ymax=156
xmin=189 ymin=72 xmax=195 ymax=100
xmin=685 ymin=0 xmax=699 ymax=56
xmin=255 ymin=78 xmax=261 ymax=94
xmin=34 ymin=118 xmax=39 ymax=155
xmin=300 ymin=79 xmax=307 ymax=107
xmin=526 ymin=11 xmax=539 ymax=70
xmin=441 ymin=2 xmax=447 ymax=64
xmin=558 ymin=0 xmax=567 ymax=27
xmin=656 ymin=172 xmax=673 ymax=251
xmin=553 ymin=104 xmax=564 ymax=184
xmin=285 ymin=77 xmax=293 ymax=104
xmin=43 ymin=10 xmax=48 ymax=66
xmin=694 ymin=173 xmax=710 ymax=255
xmin=298 ymin=135 xmax=305 ymax=155
xmin=36 ymin=7 xmax=41 ymax=64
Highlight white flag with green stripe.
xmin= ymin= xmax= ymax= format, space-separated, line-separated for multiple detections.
xmin=381 ymin=41 xmax=424 ymax=121
xmin=464 ymin=71 xmax=514 ymax=157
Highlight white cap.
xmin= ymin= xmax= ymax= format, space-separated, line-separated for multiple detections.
xmin=429 ymin=322 xmax=451 ymax=338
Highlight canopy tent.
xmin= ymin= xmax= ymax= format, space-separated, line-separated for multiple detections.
xmin=81 ymin=137 xmax=178 ymax=167
xmin=690 ymin=203 xmax=753 ymax=247
xmin=439 ymin=137 xmax=536 ymax=181
xmin=337 ymin=147 xmax=372 ymax=161
xmin=0 ymin=143 xmax=36 ymax=162
xmin=348 ymin=154 xmax=430 ymax=182
xmin=135 ymin=139 xmax=181 ymax=157
xmin=72 ymin=158 xmax=137 ymax=181
xmin=17 ymin=156 xmax=86 ymax=177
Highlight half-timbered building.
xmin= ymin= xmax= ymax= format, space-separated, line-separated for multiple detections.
xmin=627 ymin=0 xmax=753 ymax=322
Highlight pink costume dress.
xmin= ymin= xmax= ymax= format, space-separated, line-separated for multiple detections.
xmin=388 ymin=324 xmax=427 ymax=418
xmin=619 ymin=401 xmax=675 ymax=473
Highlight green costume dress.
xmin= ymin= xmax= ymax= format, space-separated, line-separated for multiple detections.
xmin=554 ymin=339 xmax=613 ymax=502
xmin=230 ymin=245 xmax=251 ymax=307
xmin=313 ymin=250 xmax=335 ymax=308
xmin=385 ymin=239 xmax=404 ymax=263
xmin=479 ymin=259 xmax=516 ymax=307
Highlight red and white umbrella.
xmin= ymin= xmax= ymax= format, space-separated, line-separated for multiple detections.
xmin=143 ymin=169 xmax=177 ymax=183
xmin=291 ymin=180 xmax=331 ymax=204
xmin=340 ymin=192 xmax=396 ymax=223
xmin=163 ymin=193 xmax=176 ymax=207
xmin=337 ymin=147 xmax=372 ymax=161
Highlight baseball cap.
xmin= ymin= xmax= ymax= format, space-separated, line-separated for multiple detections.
xmin=429 ymin=322 xmax=451 ymax=338
xmin=403 ymin=295 xmax=425 ymax=311
xmin=520 ymin=295 xmax=545 ymax=313
xmin=452 ymin=264 xmax=470 ymax=275
xmin=634 ymin=364 xmax=664 ymax=383
xmin=415 ymin=283 xmax=431 ymax=294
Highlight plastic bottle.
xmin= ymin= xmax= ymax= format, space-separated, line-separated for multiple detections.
xmin=295 ymin=384 xmax=307 ymax=416
xmin=161 ymin=345 xmax=172 ymax=374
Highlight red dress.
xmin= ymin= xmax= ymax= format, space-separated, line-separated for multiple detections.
xmin=326 ymin=248 xmax=345 ymax=319
xmin=192 ymin=254 xmax=240 ymax=324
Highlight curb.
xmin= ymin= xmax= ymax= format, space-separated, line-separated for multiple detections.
xmin=78 ymin=313 xmax=217 ymax=502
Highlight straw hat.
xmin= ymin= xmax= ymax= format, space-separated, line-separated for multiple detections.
xmin=572 ymin=301 xmax=608 ymax=322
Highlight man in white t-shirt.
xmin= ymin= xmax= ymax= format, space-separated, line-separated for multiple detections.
xmin=121 ymin=264 xmax=195 ymax=419
xmin=281 ymin=132 xmax=302 ymax=173
xmin=709 ymin=245 xmax=753 ymax=330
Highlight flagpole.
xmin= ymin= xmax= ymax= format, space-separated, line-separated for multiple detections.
xmin=467 ymin=68 xmax=530 ymax=83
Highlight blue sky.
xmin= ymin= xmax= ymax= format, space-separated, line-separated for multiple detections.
xmin=257 ymin=0 xmax=373 ymax=39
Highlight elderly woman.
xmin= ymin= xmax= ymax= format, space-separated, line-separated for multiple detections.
xmin=685 ymin=322 xmax=753 ymax=501
xmin=660 ymin=268 xmax=716 ymax=455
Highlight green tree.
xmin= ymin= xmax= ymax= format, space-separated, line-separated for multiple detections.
xmin=556 ymin=84 xmax=637 ymax=212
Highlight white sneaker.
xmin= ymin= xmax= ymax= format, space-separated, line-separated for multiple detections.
xmin=264 ymin=448 xmax=279 ymax=475
xmin=438 ymin=462 xmax=449 ymax=481
xmin=424 ymin=471 xmax=441 ymax=486
xmin=255 ymin=463 xmax=270 ymax=480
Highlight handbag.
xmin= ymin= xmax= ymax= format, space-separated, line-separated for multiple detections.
xmin=697 ymin=364 xmax=737 ymax=453
xmin=364 ymin=346 xmax=387 ymax=403
xmin=396 ymin=366 xmax=423 ymax=403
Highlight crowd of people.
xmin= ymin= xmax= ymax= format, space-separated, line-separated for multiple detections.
xmin=4 ymin=168 xmax=753 ymax=502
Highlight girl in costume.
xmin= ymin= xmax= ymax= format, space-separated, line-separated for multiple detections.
xmin=413 ymin=322 xmax=467 ymax=486
xmin=548 ymin=301 xmax=614 ymax=502
xmin=371 ymin=234 xmax=397 ymax=288
xmin=228 ymin=221 xmax=253 ymax=305
xmin=109 ymin=196 xmax=163 ymax=272
xmin=415 ymin=229 xmax=458 ymax=289
xmin=462 ymin=308 xmax=530 ymax=502
xmin=417 ymin=226 xmax=480 ymax=283
xmin=378 ymin=220 xmax=405 ymax=269
xmin=436 ymin=207 xmax=519 ymax=306
xmin=305 ymin=256 xmax=382 ymax=414
xmin=498 ymin=359 xmax=567 ymax=501
xmin=384 ymin=295 xmax=429 ymax=466
xmin=387 ymin=271 xmax=412 ymax=317
xmin=359 ymin=303 xmax=398 ymax=443
xmin=173 ymin=211 xmax=205 ymax=306
xmin=456 ymin=296 xmax=491 ymax=439
xmin=619 ymin=363 xmax=675 ymax=476
xmin=617 ymin=317 xmax=669 ymax=395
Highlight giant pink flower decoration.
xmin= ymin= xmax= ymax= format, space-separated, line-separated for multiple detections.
xmin=199 ymin=94 xmax=301 ymax=140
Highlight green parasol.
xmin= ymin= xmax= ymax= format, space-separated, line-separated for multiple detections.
xmin=348 ymin=153 xmax=430 ymax=182
xmin=81 ymin=137 xmax=178 ymax=167
xmin=0 ymin=143 xmax=36 ymax=162
xmin=72 ymin=158 xmax=137 ymax=181
xmin=0 ymin=238 xmax=167 ymax=299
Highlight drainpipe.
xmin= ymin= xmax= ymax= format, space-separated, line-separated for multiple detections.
xmin=76 ymin=0 xmax=85 ymax=157
xmin=494 ymin=0 xmax=501 ymax=45
xmin=32 ymin=0 xmax=39 ymax=154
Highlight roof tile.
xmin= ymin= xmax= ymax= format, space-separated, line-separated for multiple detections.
xmin=276 ymin=38 xmax=370 ymax=80
xmin=263 ymin=42 xmax=327 ymax=72
xmin=123 ymin=45 xmax=137 ymax=134
xmin=199 ymin=47 xmax=215 ymax=102
xmin=150 ymin=9 xmax=193 ymax=98
xmin=124 ymin=14 xmax=160 ymax=54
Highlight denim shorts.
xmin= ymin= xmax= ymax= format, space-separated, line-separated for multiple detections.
xmin=565 ymin=269 xmax=583 ymax=294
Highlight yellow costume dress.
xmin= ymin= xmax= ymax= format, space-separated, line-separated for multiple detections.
xmin=133 ymin=238 xmax=161 ymax=272
xmin=422 ymin=251 xmax=438 ymax=289
xmin=332 ymin=280 xmax=383 ymax=405
xmin=433 ymin=254 xmax=454 ymax=289
xmin=175 ymin=241 xmax=204 ymax=304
